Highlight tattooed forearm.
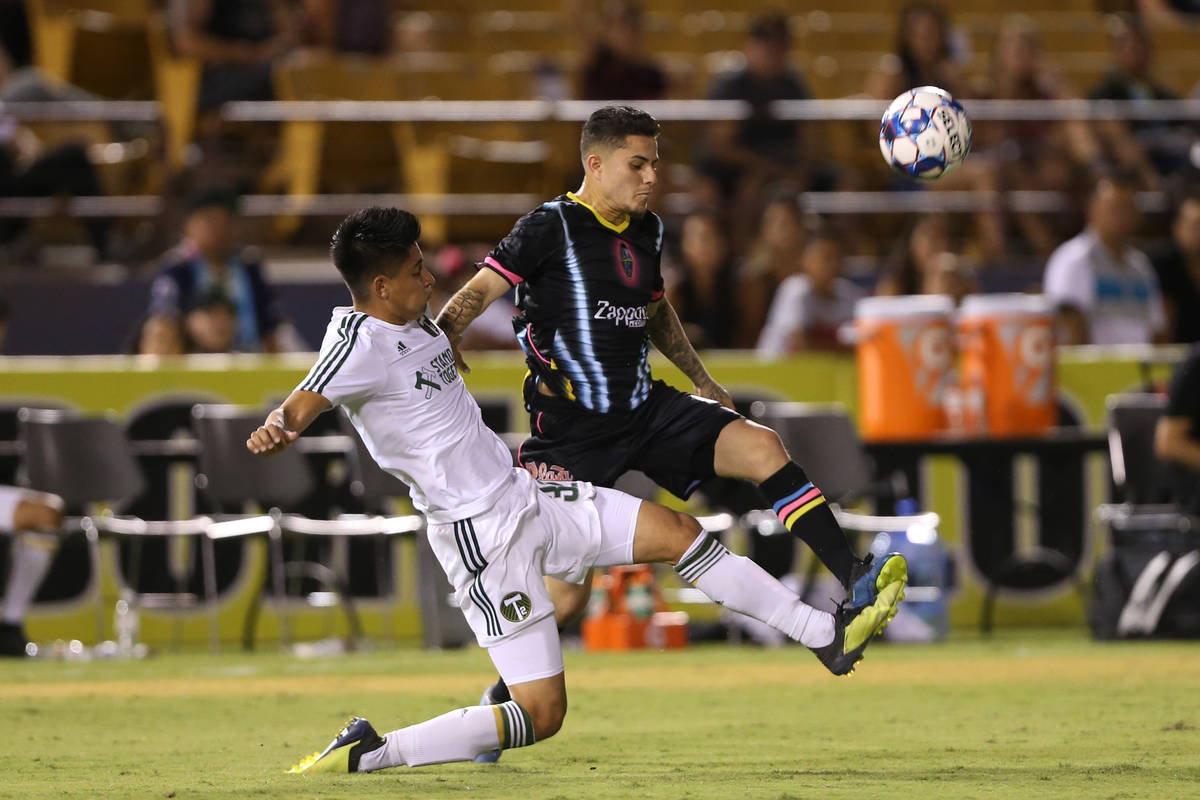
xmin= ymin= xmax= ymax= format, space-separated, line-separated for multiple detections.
xmin=435 ymin=287 xmax=486 ymax=340
xmin=646 ymin=300 xmax=710 ymax=385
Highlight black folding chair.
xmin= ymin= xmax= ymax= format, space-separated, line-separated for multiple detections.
xmin=17 ymin=408 xmax=218 ymax=650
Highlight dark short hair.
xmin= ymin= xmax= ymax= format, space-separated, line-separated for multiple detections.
xmin=1092 ymin=170 xmax=1140 ymax=199
xmin=749 ymin=11 xmax=789 ymax=43
xmin=185 ymin=186 xmax=239 ymax=216
xmin=188 ymin=288 xmax=236 ymax=314
xmin=330 ymin=207 xmax=421 ymax=299
xmin=580 ymin=105 xmax=660 ymax=161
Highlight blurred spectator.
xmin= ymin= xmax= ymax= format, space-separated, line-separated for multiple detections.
xmin=184 ymin=289 xmax=240 ymax=353
xmin=126 ymin=314 xmax=190 ymax=356
xmin=1089 ymin=14 xmax=1193 ymax=183
xmin=171 ymin=0 xmax=299 ymax=112
xmin=1138 ymin=0 xmax=1200 ymax=26
xmin=921 ymin=251 xmax=979 ymax=305
xmin=666 ymin=212 xmax=740 ymax=350
xmin=0 ymin=44 xmax=113 ymax=262
xmin=1154 ymin=344 xmax=1200 ymax=514
xmin=756 ymin=227 xmax=865 ymax=355
xmin=696 ymin=12 xmax=812 ymax=244
xmin=866 ymin=2 xmax=965 ymax=101
xmin=970 ymin=15 xmax=1105 ymax=259
xmin=737 ymin=192 xmax=807 ymax=347
xmin=300 ymin=0 xmax=391 ymax=55
xmin=147 ymin=188 xmax=289 ymax=353
xmin=875 ymin=214 xmax=951 ymax=296
xmin=1151 ymin=192 xmax=1200 ymax=343
xmin=0 ymin=0 xmax=30 ymax=69
xmin=579 ymin=0 xmax=666 ymax=101
xmin=429 ymin=245 xmax=519 ymax=352
xmin=1042 ymin=174 xmax=1166 ymax=345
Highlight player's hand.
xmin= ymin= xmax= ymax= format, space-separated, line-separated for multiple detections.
xmin=695 ymin=379 xmax=735 ymax=410
xmin=246 ymin=420 xmax=299 ymax=456
xmin=449 ymin=339 xmax=471 ymax=375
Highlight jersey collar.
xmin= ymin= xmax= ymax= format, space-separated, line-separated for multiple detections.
xmin=567 ymin=191 xmax=630 ymax=234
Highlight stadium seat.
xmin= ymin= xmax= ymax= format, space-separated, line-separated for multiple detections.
xmin=16 ymin=408 xmax=219 ymax=649
xmin=191 ymin=404 xmax=421 ymax=650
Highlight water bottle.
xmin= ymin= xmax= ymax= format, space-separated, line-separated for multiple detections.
xmin=625 ymin=573 xmax=654 ymax=621
xmin=114 ymin=589 xmax=139 ymax=656
xmin=871 ymin=498 xmax=953 ymax=642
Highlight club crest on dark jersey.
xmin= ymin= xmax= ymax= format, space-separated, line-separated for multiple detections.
xmin=419 ymin=315 xmax=441 ymax=338
xmin=615 ymin=239 xmax=638 ymax=286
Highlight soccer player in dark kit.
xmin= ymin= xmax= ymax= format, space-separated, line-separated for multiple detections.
xmin=435 ymin=107 xmax=908 ymax=759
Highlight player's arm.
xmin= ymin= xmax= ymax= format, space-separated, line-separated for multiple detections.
xmin=646 ymin=297 xmax=734 ymax=410
xmin=246 ymin=390 xmax=331 ymax=456
xmin=434 ymin=267 xmax=512 ymax=374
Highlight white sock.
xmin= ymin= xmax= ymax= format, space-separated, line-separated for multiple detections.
xmin=3 ymin=533 xmax=57 ymax=626
xmin=356 ymin=700 xmax=534 ymax=771
xmin=675 ymin=533 xmax=835 ymax=648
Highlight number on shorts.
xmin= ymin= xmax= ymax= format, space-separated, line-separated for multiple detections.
xmin=538 ymin=481 xmax=579 ymax=501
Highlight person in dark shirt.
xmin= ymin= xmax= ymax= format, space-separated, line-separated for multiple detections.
xmin=436 ymin=107 xmax=907 ymax=747
xmin=666 ymin=211 xmax=740 ymax=349
xmin=174 ymin=0 xmax=298 ymax=111
xmin=1155 ymin=345 xmax=1200 ymax=513
xmin=1088 ymin=14 xmax=1191 ymax=180
xmin=696 ymin=11 xmax=814 ymax=243
xmin=579 ymin=0 xmax=666 ymax=101
xmin=1151 ymin=193 xmax=1200 ymax=343
xmin=147 ymin=188 xmax=285 ymax=352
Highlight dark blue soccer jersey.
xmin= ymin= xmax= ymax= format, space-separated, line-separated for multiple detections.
xmin=484 ymin=192 xmax=665 ymax=413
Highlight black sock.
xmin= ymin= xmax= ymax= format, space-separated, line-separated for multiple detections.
xmin=760 ymin=462 xmax=857 ymax=588
xmin=490 ymin=677 xmax=511 ymax=704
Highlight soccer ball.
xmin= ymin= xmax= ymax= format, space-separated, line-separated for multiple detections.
xmin=879 ymin=86 xmax=972 ymax=181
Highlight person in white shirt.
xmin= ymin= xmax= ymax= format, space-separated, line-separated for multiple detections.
xmin=248 ymin=207 xmax=905 ymax=775
xmin=1042 ymin=174 xmax=1167 ymax=346
xmin=756 ymin=229 xmax=865 ymax=355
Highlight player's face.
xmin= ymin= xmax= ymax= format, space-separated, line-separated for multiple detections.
xmin=605 ymin=135 xmax=659 ymax=216
xmin=381 ymin=244 xmax=433 ymax=322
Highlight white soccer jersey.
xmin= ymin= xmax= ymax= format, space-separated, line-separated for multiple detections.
xmin=296 ymin=306 xmax=515 ymax=522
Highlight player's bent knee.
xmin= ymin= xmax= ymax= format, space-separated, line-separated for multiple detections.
xmin=14 ymin=500 xmax=63 ymax=533
xmin=521 ymin=693 xmax=567 ymax=741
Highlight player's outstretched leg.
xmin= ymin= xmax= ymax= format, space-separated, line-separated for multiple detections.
xmin=634 ymin=501 xmax=904 ymax=676
xmin=288 ymin=716 xmax=385 ymax=774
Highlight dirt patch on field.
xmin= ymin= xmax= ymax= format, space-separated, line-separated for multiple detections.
xmin=3 ymin=650 xmax=1197 ymax=699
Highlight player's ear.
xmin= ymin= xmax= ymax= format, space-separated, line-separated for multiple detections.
xmin=585 ymin=151 xmax=603 ymax=176
xmin=372 ymin=274 xmax=389 ymax=300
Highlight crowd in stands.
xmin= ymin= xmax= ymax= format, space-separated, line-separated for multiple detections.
xmin=1 ymin=0 xmax=1200 ymax=355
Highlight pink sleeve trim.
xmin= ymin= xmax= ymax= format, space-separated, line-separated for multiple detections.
xmin=650 ymin=288 xmax=664 ymax=301
xmin=484 ymin=256 xmax=523 ymax=286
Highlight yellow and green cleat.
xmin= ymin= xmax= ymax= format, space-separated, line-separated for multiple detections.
xmin=811 ymin=553 xmax=908 ymax=676
xmin=287 ymin=716 xmax=384 ymax=774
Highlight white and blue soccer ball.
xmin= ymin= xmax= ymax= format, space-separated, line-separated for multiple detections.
xmin=879 ymin=86 xmax=972 ymax=181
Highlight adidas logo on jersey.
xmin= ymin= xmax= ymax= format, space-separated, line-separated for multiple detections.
xmin=396 ymin=340 xmax=410 ymax=355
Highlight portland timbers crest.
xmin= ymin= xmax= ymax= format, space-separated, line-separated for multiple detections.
xmin=500 ymin=591 xmax=532 ymax=623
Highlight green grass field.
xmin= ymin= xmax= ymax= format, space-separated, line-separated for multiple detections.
xmin=1 ymin=630 xmax=1197 ymax=800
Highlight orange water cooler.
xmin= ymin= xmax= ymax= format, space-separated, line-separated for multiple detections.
xmin=957 ymin=294 xmax=1057 ymax=435
xmin=581 ymin=566 xmax=689 ymax=651
xmin=854 ymin=295 xmax=956 ymax=440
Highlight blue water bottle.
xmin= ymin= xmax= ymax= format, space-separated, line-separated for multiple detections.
xmin=871 ymin=498 xmax=954 ymax=642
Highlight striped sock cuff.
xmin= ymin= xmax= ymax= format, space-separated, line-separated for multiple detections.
xmin=675 ymin=532 xmax=730 ymax=585
xmin=493 ymin=701 xmax=536 ymax=749
xmin=773 ymin=482 xmax=827 ymax=530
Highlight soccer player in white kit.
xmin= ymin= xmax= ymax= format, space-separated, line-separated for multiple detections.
xmin=0 ymin=487 xmax=63 ymax=656
xmin=249 ymin=208 xmax=902 ymax=774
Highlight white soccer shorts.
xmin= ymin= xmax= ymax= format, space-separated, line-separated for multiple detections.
xmin=426 ymin=467 xmax=641 ymax=663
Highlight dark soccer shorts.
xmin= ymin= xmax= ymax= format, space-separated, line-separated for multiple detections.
xmin=517 ymin=379 xmax=742 ymax=499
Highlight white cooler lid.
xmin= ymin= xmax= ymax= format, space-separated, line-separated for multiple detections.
xmin=959 ymin=293 xmax=1053 ymax=317
xmin=855 ymin=294 xmax=954 ymax=320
